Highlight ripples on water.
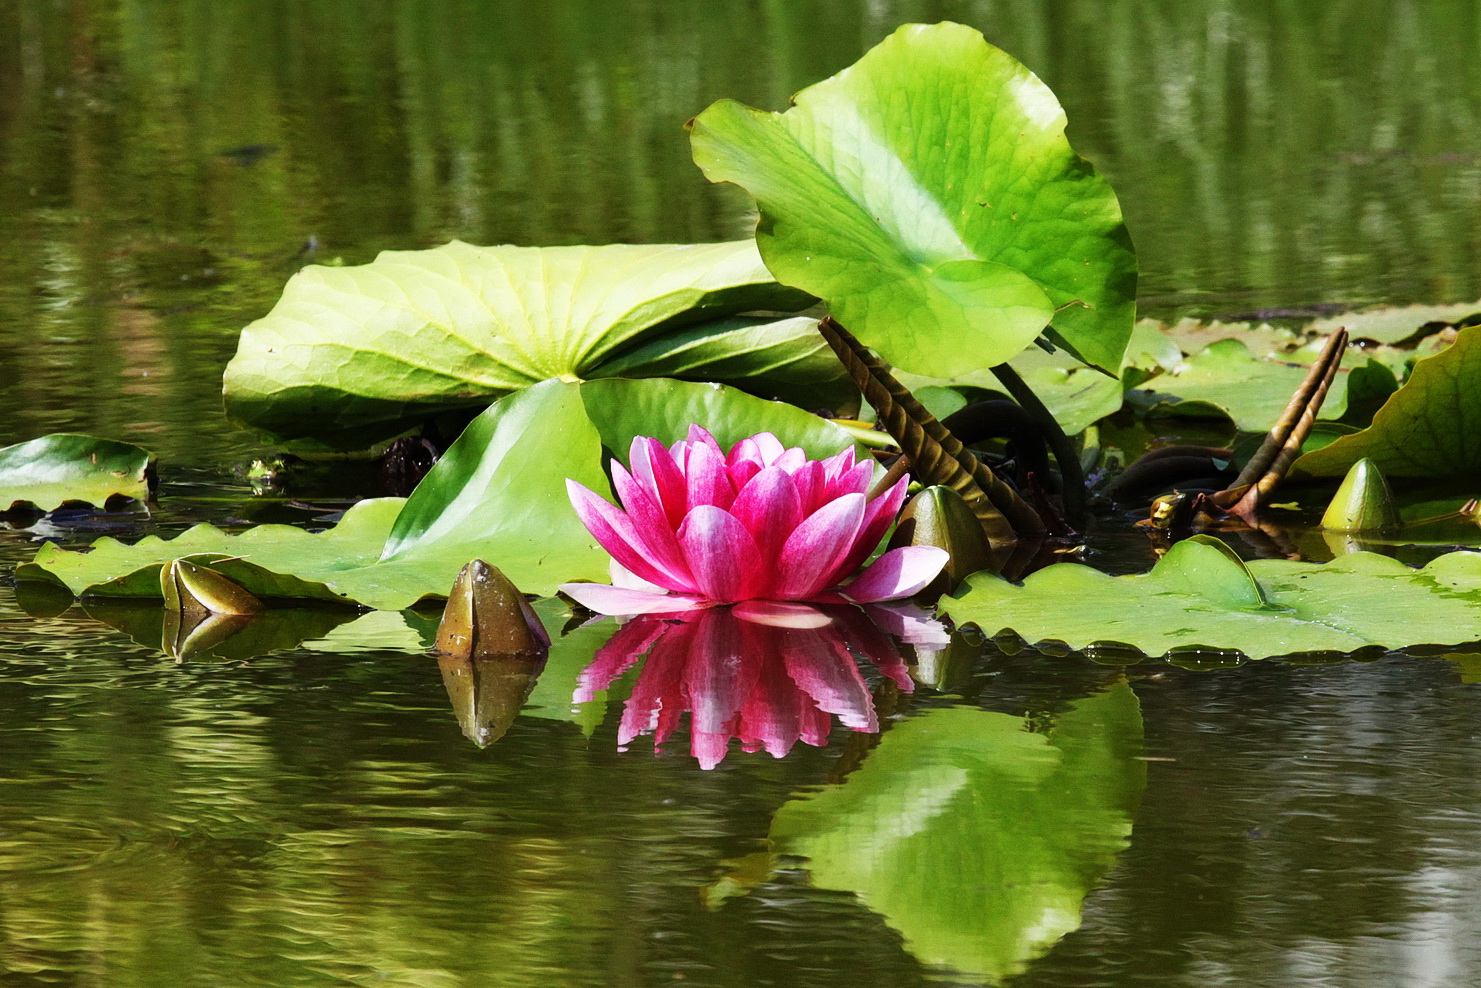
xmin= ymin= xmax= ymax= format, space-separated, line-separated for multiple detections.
xmin=3 ymin=1 xmax=1481 ymax=985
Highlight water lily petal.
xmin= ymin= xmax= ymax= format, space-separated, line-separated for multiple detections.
xmin=611 ymin=461 xmax=697 ymax=591
xmin=629 ymin=436 xmax=688 ymax=530
xmin=567 ymin=480 xmax=684 ymax=590
xmin=732 ymin=600 xmax=834 ymax=629
xmin=826 ymin=459 xmax=875 ymax=499
xmin=729 ymin=465 xmax=805 ymax=565
xmin=574 ymin=616 xmax=672 ymax=702
xmin=558 ymin=582 xmax=710 ymax=616
xmin=840 ymin=545 xmax=950 ymax=603
xmin=819 ymin=446 xmax=856 ymax=485
xmin=834 ymin=475 xmax=911 ymax=578
xmin=776 ymin=492 xmax=866 ymax=598
xmin=728 ymin=432 xmax=785 ymax=471
xmin=686 ymin=424 xmax=725 ymax=456
xmin=790 ymin=459 xmax=827 ymax=515
xmin=773 ymin=447 xmax=808 ymax=475
xmin=678 ymin=504 xmax=763 ymax=601
xmin=684 ymin=439 xmax=736 ymax=511
xmin=610 ymin=560 xmax=667 ymax=592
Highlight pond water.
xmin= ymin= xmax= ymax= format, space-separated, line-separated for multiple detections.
xmin=3 ymin=2 xmax=1481 ymax=985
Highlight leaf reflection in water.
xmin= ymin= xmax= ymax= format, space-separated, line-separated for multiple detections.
xmin=575 ymin=601 xmax=945 ymax=769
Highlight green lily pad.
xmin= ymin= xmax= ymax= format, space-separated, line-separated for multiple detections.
xmin=1309 ymin=299 xmax=1481 ymax=344
xmin=1136 ymin=338 xmax=1351 ymax=431
xmin=18 ymin=379 xmax=858 ymax=608
xmin=222 ymin=240 xmax=821 ymax=448
xmin=1293 ymin=325 xmax=1481 ymax=478
xmin=689 ymin=21 xmax=1136 ymax=377
xmin=769 ymin=683 xmax=1144 ymax=981
xmin=941 ymin=535 xmax=1481 ymax=659
xmin=0 ymin=434 xmax=153 ymax=512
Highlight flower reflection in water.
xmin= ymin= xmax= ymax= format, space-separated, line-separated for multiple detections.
xmin=575 ymin=600 xmax=946 ymax=769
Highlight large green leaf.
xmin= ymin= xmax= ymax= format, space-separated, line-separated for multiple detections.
xmin=579 ymin=377 xmax=859 ymax=464
xmin=1293 ymin=325 xmax=1481 ymax=478
xmin=942 ymin=535 xmax=1481 ymax=659
xmin=222 ymin=240 xmax=818 ymax=447
xmin=769 ymin=685 xmax=1144 ymax=981
xmin=18 ymin=379 xmax=858 ymax=608
xmin=896 ymin=346 xmax=1124 ymax=437
xmin=0 ymin=434 xmax=153 ymax=512
xmin=689 ymin=21 xmax=1137 ymax=377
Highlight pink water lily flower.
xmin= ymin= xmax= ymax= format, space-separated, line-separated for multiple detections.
xmin=559 ymin=426 xmax=947 ymax=615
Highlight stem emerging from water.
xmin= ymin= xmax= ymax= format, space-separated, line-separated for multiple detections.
xmin=988 ymin=362 xmax=1088 ymax=528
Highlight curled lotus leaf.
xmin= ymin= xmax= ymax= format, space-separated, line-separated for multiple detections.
xmin=1293 ymin=324 xmax=1481 ymax=479
xmin=222 ymin=240 xmax=823 ymax=448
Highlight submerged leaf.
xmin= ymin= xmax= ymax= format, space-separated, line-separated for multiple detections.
xmin=222 ymin=240 xmax=816 ymax=447
xmin=942 ymin=536 xmax=1481 ymax=659
xmin=0 ymin=434 xmax=153 ymax=513
xmin=689 ymin=21 xmax=1136 ymax=376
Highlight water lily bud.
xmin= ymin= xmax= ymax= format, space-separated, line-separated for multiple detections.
xmin=887 ymin=485 xmax=993 ymax=595
xmin=1321 ymin=458 xmax=1399 ymax=533
xmin=160 ymin=559 xmax=263 ymax=617
xmin=435 ymin=559 xmax=550 ymax=659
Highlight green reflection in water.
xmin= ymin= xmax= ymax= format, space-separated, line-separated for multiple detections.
xmin=4 ymin=1 xmax=1481 ymax=462
xmin=766 ymin=682 xmax=1146 ymax=982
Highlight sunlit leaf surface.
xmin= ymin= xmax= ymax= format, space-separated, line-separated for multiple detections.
xmin=1294 ymin=325 xmax=1481 ymax=478
xmin=689 ymin=21 xmax=1136 ymax=377
xmin=222 ymin=240 xmax=820 ymax=447
xmin=19 ymin=380 xmax=857 ymax=607
xmin=943 ymin=535 xmax=1481 ymax=659
xmin=0 ymin=434 xmax=152 ymax=512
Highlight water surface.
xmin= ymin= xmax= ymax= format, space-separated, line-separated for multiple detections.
xmin=3 ymin=3 xmax=1481 ymax=985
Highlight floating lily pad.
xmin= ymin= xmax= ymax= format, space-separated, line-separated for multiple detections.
xmin=941 ymin=535 xmax=1481 ymax=659
xmin=223 ymin=240 xmax=823 ymax=448
xmin=1135 ymin=338 xmax=1351 ymax=431
xmin=18 ymin=379 xmax=858 ymax=608
xmin=1293 ymin=325 xmax=1481 ymax=478
xmin=769 ymin=683 xmax=1143 ymax=981
xmin=0 ymin=434 xmax=153 ymax=513
xmin=689 ymin=21 xmax=1136 ymax=377
xmin=1309 ymin=299 xmax=1481 ymax=344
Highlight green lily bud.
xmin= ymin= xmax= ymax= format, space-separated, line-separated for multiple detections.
xmin=887 ymin=485 xmax=993 ymax=595
xmin=1320 ymin=458 xmax=1399 ymax=533
xmin=160 ymin=559 xmax=263 ymax=617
